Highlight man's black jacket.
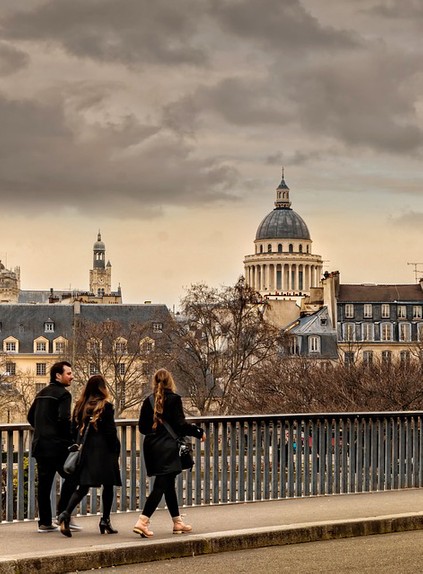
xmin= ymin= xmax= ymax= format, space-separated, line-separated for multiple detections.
xmin=27 ymin=381 xmax=72 ymax=459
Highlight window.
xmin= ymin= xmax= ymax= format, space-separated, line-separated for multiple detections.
xmin=36 ymin=341 xmax=47 ymax=352
xmin=363 ymin=351 xmax=373 ymax=367
xmin=299 ymin=244 xmax=303 ymax=253
xmin=308 ymin=336 xmax=320 ymax=354
xmin=290 ymin=337 xmax=300 ymax=355
xmin=267 ymin=244 xmax=272 ymax=253
xmin=18 ymin=324 xmax=24 ymax=334
xmin=413 ymin=306 xmax=422 ymax=319
xmin=400 ymin=350 xmax=410 ymax=368
xmin=36 ymin=363 xmax=46 ymax=376
xmin=5 ymin=341 xmax=16 ymax=352
xmin=35 ymin=383 xmax=46 ymax=393
xmin=89 ymin=363 xmax=99 ymax=376
xmin=44 ymin=321 xmax=54 ymax=333
xmin=55 ymin=341 xmax=66 ymax=353
xmin=116 ymin=363 xmax=126 ymax=376
xmin=397 ymin=305 xmax=407 ymax=319
xmin=115 ymin=341 xmax=127 ymax=354
xmin=381 ymin=323 xmax=393 ymax=342
xmin=381 ymin=304 xmax=390 ymax=318
xmin=345 ymin=304 xmax=354 ymax=319
xmin=278 ymin=244 xmax=282 ymax=253
xmin=344 ymin=351 xmax=355 ymax=366
xmin=289 ymin=244 xmax=293 ymax=253
xmin=88 ymin=340 xmax=101 ymax=354
xmin=399 ymin=322 xmax=411 ymax=342
xmin=362 ymin=323 xmax=374 ymax=341
xmin=5 ymin=362 xmax=16 ymax=376
xmin=152 ymin=322 xmax=163 ymax=333
xmin=363 ymin=304 xmax=372 ymax=318
xmin=344 ymin=323 xmax=355 ymax=341
xmin=382 ymin=350 xmax=392 ymax=367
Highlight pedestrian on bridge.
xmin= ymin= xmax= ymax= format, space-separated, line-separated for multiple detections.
xmin=27 ymin=361 xmax=79 ymax=533
xmin=58 ymin=374 xmax=122 ymax=537
xmin=133 ymin=368 xmax=205 ymax=538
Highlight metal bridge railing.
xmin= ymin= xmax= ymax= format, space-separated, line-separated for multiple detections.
xmin=1 ymin=412 xmax=422 ymax=523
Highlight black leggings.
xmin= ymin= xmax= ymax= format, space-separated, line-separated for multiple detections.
xmin=65 ymin=484 xmax=115 ymax=520
xmin=142 ymin=473 xmax=179 ymax=518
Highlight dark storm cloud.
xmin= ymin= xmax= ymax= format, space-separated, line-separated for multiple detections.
xmin=368 ymin=0 xmax=423 ymax=19
xmin=280 ymin=50 xmax=423 ymax=153
xmin=210 ymin=0 xmax=359 ymax=52
xmin=0 ymin=91 xmax=239 ymax=217
xmin=1 ymin=0 xmax=208 ymax=67
xmin=0 ymin=42 xmax=29 ymax=75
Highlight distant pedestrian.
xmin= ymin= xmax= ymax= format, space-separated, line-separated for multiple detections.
xmin=58 ymin=374 xmax=121 ymax=537
xmin=27 ymin=361 xmax=80 ymax=533
xmin=133 ymin=368 xmax=205 ymax=538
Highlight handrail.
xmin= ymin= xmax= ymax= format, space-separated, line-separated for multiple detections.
xmin=1 ymin=411 xmax=422 ymax=523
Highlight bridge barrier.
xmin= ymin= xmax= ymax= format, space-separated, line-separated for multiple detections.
xmin=1 ymin=412 xmax=422 ymax=523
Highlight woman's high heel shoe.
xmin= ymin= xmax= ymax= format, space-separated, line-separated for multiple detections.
xmin=99 ymin=517 xmax=118 ymax=534
xmin=58 ymin=511 xmax=72 ymax=538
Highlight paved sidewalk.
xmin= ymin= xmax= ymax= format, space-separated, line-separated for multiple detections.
xmin=1 ymin=489 xmax=423 ymax=574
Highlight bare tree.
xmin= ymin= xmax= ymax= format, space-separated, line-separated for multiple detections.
xmin=65 ymin=318 xmax=162 ymax=416
xmin=240 ymin=349 xmax=423 ymax=414
xmin=160 ymin=277 xmax=282 ymax=415
xmin=0 ymin=354 xmax=36 ymax=422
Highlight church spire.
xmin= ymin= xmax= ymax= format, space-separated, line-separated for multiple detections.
xmin=274 ymin=166 xmax=291 ymax=209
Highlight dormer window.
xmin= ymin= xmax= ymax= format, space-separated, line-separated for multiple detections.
xmin=34 ymin=336 xmax=49 ymax=353
xmin=152 ymin=322 xmax=163 ymax=333
xmin=44 ymin=320 xmax=55 ymax=333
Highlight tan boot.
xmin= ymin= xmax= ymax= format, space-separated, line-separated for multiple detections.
xmin=133 ymin=515 xmax=153 ymax=538
xmin=172 ymin=516 xmax=192 ymax=534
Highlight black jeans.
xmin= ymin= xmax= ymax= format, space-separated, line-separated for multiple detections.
xmin=142 ymin=473 xmax=179 ymax=518
xmin=36 ymin=456 xmax=78 ymax=527
xmin=65 ymin=484 xmax=115 ymax=520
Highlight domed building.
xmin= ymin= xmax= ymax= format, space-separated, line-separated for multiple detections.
xmin=244 ymin=170 xmax=323 ymax=300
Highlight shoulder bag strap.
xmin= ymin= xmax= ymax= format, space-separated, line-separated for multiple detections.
xmin=149 ymin=395 xmax=177 ymax=439
xmin=77 ymin=418 xmax=92 ymax=447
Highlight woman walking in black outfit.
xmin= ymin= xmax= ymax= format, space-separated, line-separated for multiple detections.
xmin=133 ymin=368 xmax=205 ymax=537
xmin=58 ymin=375 xmax=122 ymax=537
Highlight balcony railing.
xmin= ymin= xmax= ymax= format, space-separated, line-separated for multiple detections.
xmin=1 ymin=411 xmax=422 ymax=523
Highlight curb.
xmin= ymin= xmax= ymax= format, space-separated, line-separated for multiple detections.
xmin=1 ymin=513 xmax=423 ymax=574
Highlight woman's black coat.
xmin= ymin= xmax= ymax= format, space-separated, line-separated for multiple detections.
xmin=77 ymin=401 xmax=122 ymax=487
xmin=139 ymin=390 xmax=203 ymax=477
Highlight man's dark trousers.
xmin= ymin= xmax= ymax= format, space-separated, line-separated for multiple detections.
xmin=36 ymin=455 xmax=78 ymax=527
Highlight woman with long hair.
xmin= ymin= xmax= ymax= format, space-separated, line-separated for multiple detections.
xmin=133 ymin=368 xmax=205 ymax=537
xmin=58 ymin=375 xmax=122 ymax=537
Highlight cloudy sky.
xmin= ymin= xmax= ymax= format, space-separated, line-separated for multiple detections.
xmin=0 ymin=0 xmax=422 ymax=308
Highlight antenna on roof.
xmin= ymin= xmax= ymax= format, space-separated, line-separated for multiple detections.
xmin=407 ymin=262 xmax=423 ymax=283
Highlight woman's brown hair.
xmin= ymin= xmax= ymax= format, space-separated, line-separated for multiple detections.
xmin=73 ymin=374 xmax=110 ymax=433
xmin=152 ymin=368 xmax=176 ymax=430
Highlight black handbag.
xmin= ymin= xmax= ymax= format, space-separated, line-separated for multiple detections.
xmin=149 ymin=396 xmax=194 ymax=470
xmin=63 ymin=420 xmax=91 ymax=475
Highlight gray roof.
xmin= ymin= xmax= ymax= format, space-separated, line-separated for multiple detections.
xmin=256 ymin=208 xmax=311 ymax=241
xmin=337 ymin=284 xmax=423 ymax=303
xmin=0 ymin=303 xmax=171 ymax=354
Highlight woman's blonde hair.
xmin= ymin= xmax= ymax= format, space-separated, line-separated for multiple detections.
xmin=152 ymin=368 xmax=176 ymax=430
xmin=73 ymin=374 xmax=110 ymax=433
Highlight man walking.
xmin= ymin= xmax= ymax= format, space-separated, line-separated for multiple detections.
xmin=28 ymin=361 xmax=80 ymax=532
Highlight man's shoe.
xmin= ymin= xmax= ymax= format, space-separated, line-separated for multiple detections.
xmin=37 ymin=524 xmax=59 ymax=533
